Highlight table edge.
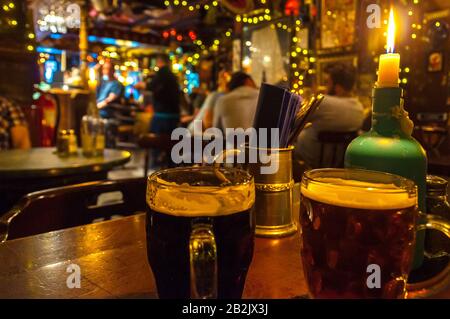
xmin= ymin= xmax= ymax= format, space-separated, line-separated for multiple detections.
xmin=0 ymin=149 xmax=132 ymax=179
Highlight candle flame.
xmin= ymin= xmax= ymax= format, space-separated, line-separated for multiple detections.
xmin=387 ymin=8 xmax=396 ymax=53
xmin=89 ymin=68 xmax=96 ymax=82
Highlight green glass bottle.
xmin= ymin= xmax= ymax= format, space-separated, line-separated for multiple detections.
xmin=344 ymin=87 xmax=427 ymax=269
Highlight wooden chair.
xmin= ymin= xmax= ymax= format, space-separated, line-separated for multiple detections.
xmin=137 ymin=133 xmax=175 ymax=176
xmin=0 ymin=178 xmax=146 ymax=242
xmin=137 ymin=133 xmax=211 ymax=176
xmin=317 ymin=131 xmax=358 ymax=168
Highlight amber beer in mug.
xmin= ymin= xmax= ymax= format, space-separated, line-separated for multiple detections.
xmin=146 ymin=167 xmax=255 ymax=299
xmin=300 ymin=169 xmax=450 ymax=299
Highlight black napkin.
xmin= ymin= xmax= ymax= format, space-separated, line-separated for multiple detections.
xmin=253 ymin=83 xmax=303 ymax=148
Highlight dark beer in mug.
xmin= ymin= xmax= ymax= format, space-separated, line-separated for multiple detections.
xmin=146 ymin=167 xmax=255 ymax=299
xmin=300 ymin=169 xmax=418 ymax=299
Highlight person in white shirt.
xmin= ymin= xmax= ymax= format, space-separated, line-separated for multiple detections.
xmin=213 ymin=72 xmax=259 ymax=132
xmin=295 ymin=63 xmax=365 ymax=168
xmin=188 ymin=70 xmax=230 ymax=134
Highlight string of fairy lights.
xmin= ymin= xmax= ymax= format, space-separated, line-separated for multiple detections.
xmin=163 ymin=0 xmax=220 ymax=12
xmin=0 ymin=0 xmax=36 ymax=52
xmin=401 ymin=0 xmax=436 ymax=87
xmin=164 ymin=0 xmax=268 ymax=11
xmin=236 ymin=8 xmax=273 ymax=24
xmin=4 ymin=0 xmax=442 ymax=95
xmin=160 ymin=1 xmax=313 ymax=94
xmin=162 ymin=0 xmax=441 ymax=95
xmin=289 ymin=19 xmax=313 ymax=95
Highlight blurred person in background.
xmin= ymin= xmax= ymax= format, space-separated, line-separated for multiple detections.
xmin=179 ymin=90 xmax=194 ymax=127
xmin=0 ymin=96 xmax=31 ymax=150
xmin=97 ymin=60 xmax=123 ymax=119
xmin=188 ymin=70 xmax=230 ymax=134
xmin=135 ymin=54 xmax=181 ymax=168
xmin=213 ymin=72 xmax=258 ymax=132
xmin=137 ymin=54 xmax=181 ymax=134
xmin=294 ymin=63 xmax=364 ymax=168
xmin=190 ymin=87 xmax=207 ymax=112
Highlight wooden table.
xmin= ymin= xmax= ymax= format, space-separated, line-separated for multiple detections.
xmin=0 ymin=147 xmax=131 ymax=214
xmin=0 ymin=213 xmax=448 ymax=299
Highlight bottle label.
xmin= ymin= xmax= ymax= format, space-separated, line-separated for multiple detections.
xmin=391 ymin=100 xmax=414 ymax=136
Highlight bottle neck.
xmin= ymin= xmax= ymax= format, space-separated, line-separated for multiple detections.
xmin=371 ymin=87 xmax=403 ymax=136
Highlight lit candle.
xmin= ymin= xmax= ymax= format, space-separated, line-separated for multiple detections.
xmin=61 ymin=50 xmax=67 ymax=72
xmin=377 ymin=8 xmax=400 ymax=88
xmin=88 ymin=68 xmax=97 ymax=92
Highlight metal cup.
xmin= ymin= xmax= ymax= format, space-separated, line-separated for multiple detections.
xmin=246 ymin=145 xmax=297 ymax=238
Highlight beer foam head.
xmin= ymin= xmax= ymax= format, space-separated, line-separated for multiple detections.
xmin=147 ymin=167 xmax=255 ymax=216
xmin=301 ymin=177 xmax=417 ymax=210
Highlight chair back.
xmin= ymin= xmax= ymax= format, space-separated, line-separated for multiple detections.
xmin=138 ymin=133 xmax=210 ymax=175
xmin=0 ymin=178 xmax=146 ymax=242
xmin=317 ymin=131 xmax=358 ymax=168
xmin=138 ymin=133 xmax=173 ymax=175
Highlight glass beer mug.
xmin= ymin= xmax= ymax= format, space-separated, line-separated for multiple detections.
xmin=299 ymin=169 xmax=450 ymax=299
xmin=146 ymin=166 xmax=255 ymax=299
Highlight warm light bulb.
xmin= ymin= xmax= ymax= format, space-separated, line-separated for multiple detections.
xmin=387 ymin=8 xmax=396 ymax=53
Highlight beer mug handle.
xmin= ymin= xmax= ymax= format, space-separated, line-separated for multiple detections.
xmin=406 ymin=213 xmax=450 ymax=298
xmin=189 ymin=219 xmax=218 ymax=299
